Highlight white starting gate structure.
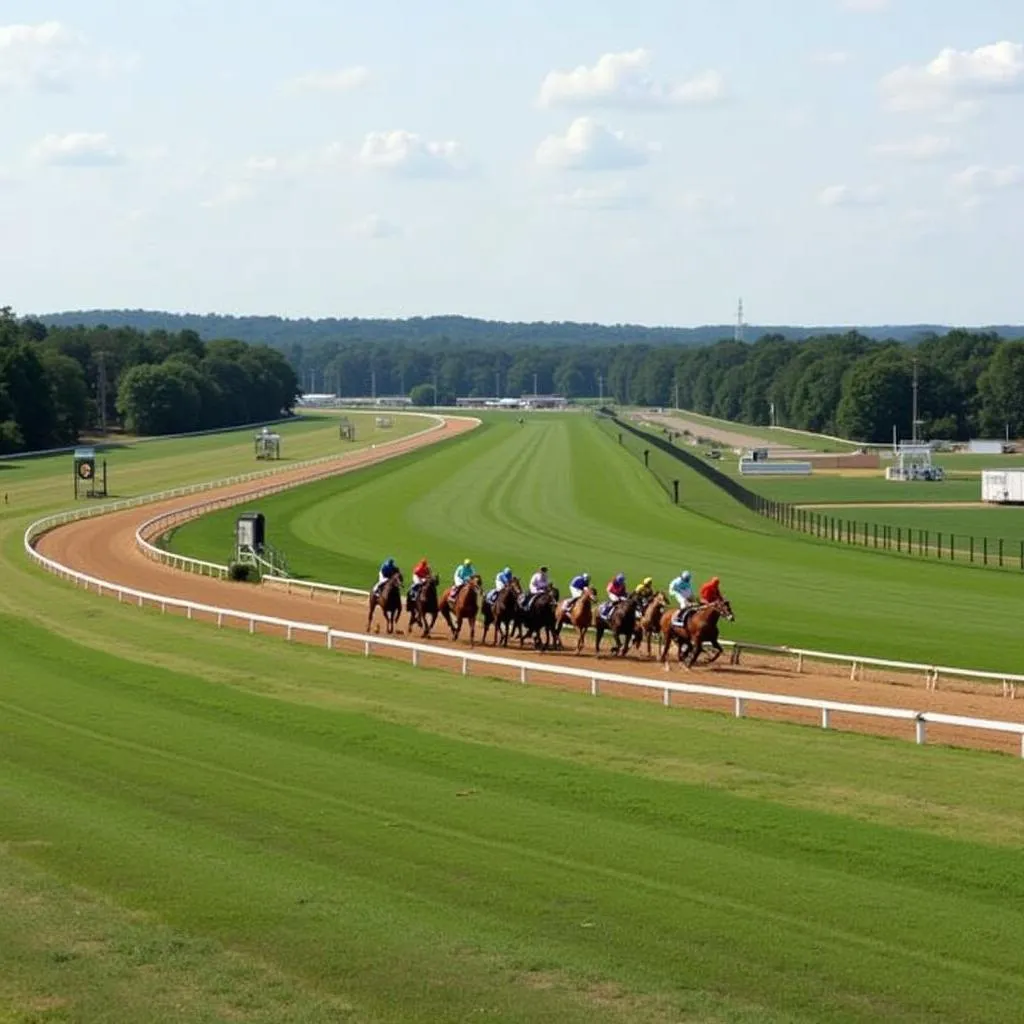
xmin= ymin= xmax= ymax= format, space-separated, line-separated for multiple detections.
xmin=375 ymin=416 xmax=393 ymax=429
xmin=885 ymin=443 xmax=944 ymax=482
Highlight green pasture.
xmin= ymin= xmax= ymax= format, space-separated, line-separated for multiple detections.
xmin=717 ymin=470 xmax=981 ymax=505
xmin=170 ymin=414 xmax=1024 ymax=671
xmin=6 ymin=409 xmax=1024 ymax=1021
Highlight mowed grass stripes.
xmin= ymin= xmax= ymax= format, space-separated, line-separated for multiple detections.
xmin=4 ymin=615 xmax=1024 ymax=1022
xmin=172 ymin=414 xmax=1024 ymax=669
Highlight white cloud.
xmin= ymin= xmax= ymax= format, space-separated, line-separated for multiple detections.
xmin=288 ymin=66 xmax=369 ymax=92
xmin=538 ymin=48 xmax=726 ymax=109
xmin=351 ymin=213 xmax=402 ymax=238
xmin=555 ymin=182 xmax=646 ymax=210
xmin=535 ymin=117 xmax=653 ymax=171
xmin=30 ymin=132 xmax=125 ymax=167
xmin=873 ymin=134 xmax=956 ymax=161
xmin=881 ymin=41 xmax=1024 ymax=113
xmin=842 ymin=0 xmax=889 ymax=11
xmin=356 ymin=130 xmax=467 ymax=177
xmin=949 ymin=164 xmax=1023 ymax=207
xmin=0 ymin=20 xmax=132 ymax=91
xmin=817 ymin=184 xmax=885 ymax=207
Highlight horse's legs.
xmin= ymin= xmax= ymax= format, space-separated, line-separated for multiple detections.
xmin=468 ymin=616 xmax=476 ymax=648
xmin=366 ymin=599 xmax=376 ymax=633
xmin=687 ymin=640 xmax=704 ymax=669
xmin=706 ymin=638 xmax=723 ymax=664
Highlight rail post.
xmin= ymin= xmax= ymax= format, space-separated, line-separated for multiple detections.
xmin=915 ymin=715 xmax=926 ymax=746
xmin=734 ymin=697 xmax=746 ymax=718
xmin=673 ymin=479 xmax=679 ymax=504
xmin=821 ymin=708 xmax=830 ymax=729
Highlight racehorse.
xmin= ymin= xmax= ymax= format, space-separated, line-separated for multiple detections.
xmin=594 ymin=595 xmax=639 ymax=657
xmin=407 ymin=573 xmax=439 ymax=638
xmin=659 ymin=599 xmax=735 ymax=669
xmin=633 ymin=592 xmax=667 ymax=657
xmin=555 ymin=585 xmax=596 ymax=654
xmin=481 ymin=576 xmax=522 ymax=647
xmin=366 ymin=572 xmax=404 ymax=634
xmin=439 ymin=575 xmax=482 ymax=646
xmin=516 ymin=587 xmax=560 ymax=650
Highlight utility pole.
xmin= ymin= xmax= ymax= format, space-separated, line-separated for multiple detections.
xmin=96 ymin=351 xmax=107 ymax=434
xmin=400 ymin=368 xmax=405 ymax=396
xmin=911 ymin=355 xmax=919 ymax=445
xmin=495 ymin=369 xmax=500 ymax=398
xmin=673 ymin=381 xmax=679 ymax=409
xmin=533 ymin=372 xmax=538 ymax=396
xmin=734 ymin=298 xmax=745 ymax=343
xmin=371 ymin=369 xmax=377 ymax=401
xmin=432 ymin=371 xmax=438 ymax=406
xmin=598 ymin=373 xmax=604 ymax=402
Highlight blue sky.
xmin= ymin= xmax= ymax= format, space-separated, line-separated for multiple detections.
xmin=1 ymin=0 xmax=1022 ymax=325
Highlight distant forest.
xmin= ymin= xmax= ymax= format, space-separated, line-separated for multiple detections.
xmin=7 ymin=307 xmax=1024 ymax=450
xmin=0 ymin=307 xmax=298 ymax=454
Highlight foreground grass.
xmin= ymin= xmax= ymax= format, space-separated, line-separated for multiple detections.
xmin=171 ymin=414 xmax=1024 ymax=670
xmin=4 ymin=613 xmax=1024 ymax=1022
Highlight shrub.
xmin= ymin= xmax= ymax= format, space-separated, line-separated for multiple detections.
xmin=228 ymin=561 xmax=252 ymax=582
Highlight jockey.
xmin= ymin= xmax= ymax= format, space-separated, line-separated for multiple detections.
xmin=523 ymin=565 xmax=550 ymax=611
xmin=408 ymin=558 xmax=431 ymax=601
xmin=699 ymin=575 xmax=724 ymax=605
xmin=668 ymin=570 xmax=695 ymax=610
xmin=564 ymin=571 xmax=591 ymax=620
xmin=633 ymin=576 xmax=655 ymax=607
xmin=601 ymin=572 xmax=627 ymax=618
xmin=451 ymin=558 xmax=476 ymax=601
xmin=488 ymin=566 xmax=513 ymax=605
xmin=373 ymin=557 xmax=400 ymax=595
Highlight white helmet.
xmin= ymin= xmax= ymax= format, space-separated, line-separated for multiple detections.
xmin=681 ymin=571 xmax=691 ymax=582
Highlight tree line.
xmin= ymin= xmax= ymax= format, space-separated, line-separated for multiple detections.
xmin=0 ymin=307 xmax=299 ymax=454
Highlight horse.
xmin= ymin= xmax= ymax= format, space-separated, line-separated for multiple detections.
xmin=633 ymin=592 xmax=668 ymax=657
xmin=594 ymin=595 xmax=639 ymax=657
xmin=407 ymin=573 xmax=439 ymax=638
xmin=439 ymin=575 xmax=482 ymax=646
xmin=555 ymin=585 xmax=596 ymax=654
xmin=516 ymin=587 xmax=560 ymax=650
xmin=366 ymin=572 xmax=404 ymax=634
xmin=659 ymin=599 xmax=735 ymax=669
xmin=481 ymin=576 xmax=522 ymax=647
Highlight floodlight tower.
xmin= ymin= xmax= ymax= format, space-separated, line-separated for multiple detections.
xmin=734 ymin=298 xmax=745 ymax=343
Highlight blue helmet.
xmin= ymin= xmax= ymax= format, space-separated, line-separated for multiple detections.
xmin=385 ymin=557 xmax=395 ymax=568
xmin=615 ymin=573 xmax=625 ymax=584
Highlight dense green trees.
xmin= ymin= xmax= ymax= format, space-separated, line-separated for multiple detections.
xmin=0 ymin=307 xmax=299 ymax=454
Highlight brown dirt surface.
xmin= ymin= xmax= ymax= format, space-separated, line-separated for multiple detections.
xmin=31 ymin=416 xmax=1024 ymax=758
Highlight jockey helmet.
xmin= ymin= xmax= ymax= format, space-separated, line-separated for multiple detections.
xmin=681 ymin=571 xmax=691 ymax=582
xmin=711 ymin=576 xmax=720 ymax=585
xmin=503 ymin=566 xmax=511 ymax=575
xmin=582 ymin=573 xmax=590 ymax=582
xmin=615 ymin=573 xmax=625 ymax=584
xmin=540 ymin=565 xmax=548 ymax=573
xmin=463 ymin=558 xmax=472 ymax=566
xmin=385 ymin=557 xmax=395 ymax=568
xmin=642 ymin=576 xmax=653 ymax=587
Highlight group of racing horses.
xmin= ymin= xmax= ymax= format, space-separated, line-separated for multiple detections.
xmin=366 ymin=569 xmax=735 ymax=668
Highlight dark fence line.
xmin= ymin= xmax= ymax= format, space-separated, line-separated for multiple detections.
xmin=599 ymin=410 xmax=1024 ymax=573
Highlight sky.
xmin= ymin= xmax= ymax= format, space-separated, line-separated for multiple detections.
xmin=1 ymin=0 xmax=1023 ymax=327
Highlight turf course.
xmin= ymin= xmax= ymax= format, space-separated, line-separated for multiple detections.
xmin=171 ymin=413 xmax=1024 ymax=670
xmin=6 ymin=410 xmax=1024 ymax=1021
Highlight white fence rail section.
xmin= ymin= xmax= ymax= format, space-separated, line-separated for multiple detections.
xmin=18 ymin=526 xmax=1024 ymax=755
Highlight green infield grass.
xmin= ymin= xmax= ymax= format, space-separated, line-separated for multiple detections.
xmin=169 ymin=414 xmax=1024 ymax=670
xmin=647 ymin=408 xmax=861 ymax=452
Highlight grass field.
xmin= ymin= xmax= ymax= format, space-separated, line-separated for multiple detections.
xmin=169 ymin=414 xmax=1024 ymax=670
xmin=647 ymin=408 xmax=861 ymax=452
xmin=7 ymin=409 xmax=1024 ymax=1021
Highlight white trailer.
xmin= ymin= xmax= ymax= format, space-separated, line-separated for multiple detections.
xmin=981 ymin=470 xmax=1024 ymax=504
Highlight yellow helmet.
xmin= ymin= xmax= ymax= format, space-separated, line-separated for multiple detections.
xmin=643 ymin=576 xmax=653 ymax=587
xmin=463 ymin=558 xmax=471 ymax=566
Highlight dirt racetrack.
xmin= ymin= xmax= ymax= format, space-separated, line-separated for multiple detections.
xmin=32 ymin=415 xmax=1024 ymax=758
